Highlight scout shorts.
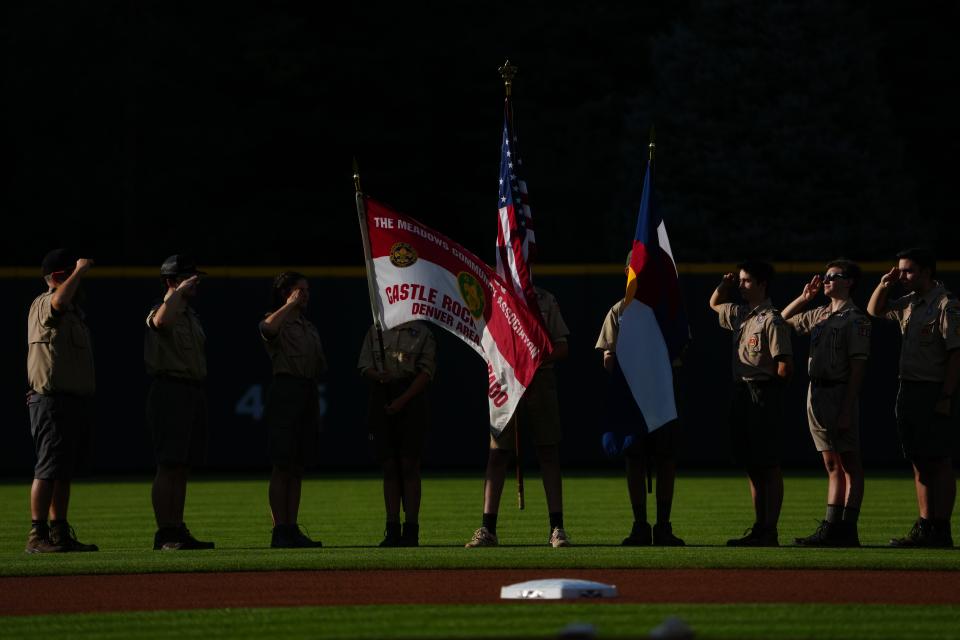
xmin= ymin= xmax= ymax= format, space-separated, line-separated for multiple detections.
xmin=807 ymin=382 xmax=860 ymax=453
xmin=147 ymin=376 xmax=208 ymax=467
xmin=491 ymin=368 xmax=561 ymax=450
xmin=265 ymin=375 xmax=321 ymax=469
xmin=28 ymin=392 xmax=94 ymax=480
xmin=622 ymin=419 xmax=680 ymax=459
xmin=368 ymin=379 xmax=429 ymax=462
xmin=895 ymin=381 xmax=958 ymax=460
xmin=729 ymin=379 xmax=783 ymax=467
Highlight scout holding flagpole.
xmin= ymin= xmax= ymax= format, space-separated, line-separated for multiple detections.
xmin=353 ymin=164 xmax=553 ymax=547
xmin=595 ymin=129 xmax=689 ymax=546
xmin=355 ymin=160 xmax=438 ymax=548
xmin=464 ymin=60 xmax=574 ymax=549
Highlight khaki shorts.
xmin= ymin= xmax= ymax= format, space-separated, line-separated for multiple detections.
xmin=806 ymin=382 xmax=860 ymax=453
xmin=491 ymin=368 xmax=561 ymax=450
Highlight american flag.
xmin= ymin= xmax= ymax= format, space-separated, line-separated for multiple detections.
xmin=496 ymin=103 xmax=538 ymax=312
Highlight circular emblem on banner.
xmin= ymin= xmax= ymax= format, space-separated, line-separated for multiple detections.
xmin=389 ymin=242 xmax=418 ymax=268
xmin=457 ymin=272 xmax=485 ymax=318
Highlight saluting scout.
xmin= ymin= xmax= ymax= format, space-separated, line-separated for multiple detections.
xmin=25 ymin=249 xmax=99 ymax=553
xmin=465 ymin=286 xmax=571 ymax=549
xmin=782 ymin=259 xmax=870 ymax=547
xmin=868 ymin=248 xmax=960 ymax=548
xmin=709 ymin=260 xmax=793 ymax=547
xmin=260 ymin=271 xmax=327 ymax=549
xmin=145 ymin=255 xmax=214 ymax=551
xmin=358 ymin=320 xmax=436 ymax=547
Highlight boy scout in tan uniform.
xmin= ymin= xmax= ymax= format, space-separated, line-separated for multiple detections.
xmin=358 ymin=320 xmax=436 ymax=547
xmin=783 ymin=260 xmax=870 ymax=547
xmin=260 ymin=271 xmax=327 ymax=548
xmin=25 ymin=249 xmax=98 ymax=553
xmin=710 ymin=260 xmax=793 ymax=547
xmin=868 ymin=248 xmax=960 ymax=548
xmin=596 ymin=298 xmax=685 ymax=547
xmin=465 ymin=287 xmax=571 ymax=549
xmin=145 ymin=255 xmax=214 ymax=551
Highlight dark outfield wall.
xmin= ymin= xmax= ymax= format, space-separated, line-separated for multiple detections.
xmin=1 ymin=266 xmax=945 ymax=476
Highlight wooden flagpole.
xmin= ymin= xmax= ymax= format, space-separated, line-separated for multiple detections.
xmin=354 ymin=159 xmax=388 ymax=367
xmin=499 ymin=59 xmax=524 ymax=510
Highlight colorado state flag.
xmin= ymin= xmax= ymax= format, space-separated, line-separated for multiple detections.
xmin=618 ymin=156 xmax=689 ymax=431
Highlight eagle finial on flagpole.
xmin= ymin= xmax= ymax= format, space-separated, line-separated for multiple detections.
xmin=649 ymin=125 xmax=656 ymax=162
xmin=499 ymin=59 xmax=518 ymax=98
xmin=352 ymin=157 xmax=362 ymax=193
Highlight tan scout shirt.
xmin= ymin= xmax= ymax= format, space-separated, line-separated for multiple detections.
xmin=534 ymin=287 xmax=569 ymax=370
xmin=262 ymin=314 xmax=327 ymax=380
xmin=358 ymin=321 xmax=436 ymax=380
xmin=27 ymin=291 xmax=96 ymax=396
xmin=883 ymin=284 xmax=960 ymax=382
xmin=718 ymin=299 xmax=792 ymax=381
xmin=787 ymin=300 xmax=871 ymax=381
xmin=595 ymin=300 xmax=625 ymax=353
xmin=144 ymin=303 xmax=207 ymax=381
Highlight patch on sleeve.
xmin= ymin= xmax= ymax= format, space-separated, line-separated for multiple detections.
xmin=855 ymin=317 xmax=872 ymax=337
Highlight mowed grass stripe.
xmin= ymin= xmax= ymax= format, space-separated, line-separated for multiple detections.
xmin=2 ymin=604 xmax=958 ymax=640
xmin=1 ymin=474 xmax=958 ymax=576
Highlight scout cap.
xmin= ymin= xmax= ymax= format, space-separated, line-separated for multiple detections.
xmin=41 ymin=248 xmax=76 ymax=277
xmin=160 ymin=255 xmax=207 ymax=277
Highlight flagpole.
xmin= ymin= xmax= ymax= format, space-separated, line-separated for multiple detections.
xmin=354 ymin=159 xmax=388 ymax=368
xmin=499 ymin=59 xmax=525 ymax=511
xmin=645 ymin=126 xmax=656 ymax=496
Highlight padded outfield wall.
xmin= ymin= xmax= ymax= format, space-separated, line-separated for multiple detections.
xmin=2 ymin=263 xmax=955 ymax=475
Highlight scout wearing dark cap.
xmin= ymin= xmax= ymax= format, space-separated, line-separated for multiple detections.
xmin=145 ymin=255 xmax=214 ymax=551
xmin=159 ymin=255 xmax=206 ymax=278
xmin=25 ymin=249 xmax=99 ymax=553
xmin=41 ymin=248 xmax=77 ymax=277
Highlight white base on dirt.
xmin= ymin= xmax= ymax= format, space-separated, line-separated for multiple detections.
xmin=500 ymin=578 xmax=618 ymax=600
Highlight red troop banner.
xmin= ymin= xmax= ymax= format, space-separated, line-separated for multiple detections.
xmin=363 ymin=197 xmax=552 ymax=434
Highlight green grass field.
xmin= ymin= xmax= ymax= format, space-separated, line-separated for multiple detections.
xmin=1 ymin=472 xmax=959 ymax=639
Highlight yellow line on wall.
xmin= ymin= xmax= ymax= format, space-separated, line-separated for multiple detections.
xmin=2 ymin=262 xmax=959 ymax=279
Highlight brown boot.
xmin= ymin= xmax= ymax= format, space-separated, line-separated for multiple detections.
xmin=49 ymin=521 xmax=99 ymax=552
xmin=25 ymin=525 xmax=64 ymax=554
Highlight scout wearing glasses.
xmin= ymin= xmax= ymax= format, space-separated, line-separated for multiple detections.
xmin=782 ymin=259 xmax=870 ymax=547
xmin=868 ymin=248 xmax=960 ymax=548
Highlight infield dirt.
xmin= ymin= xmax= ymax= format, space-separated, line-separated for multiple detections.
xmin=3 ymin=568 xmax=960 ymax=615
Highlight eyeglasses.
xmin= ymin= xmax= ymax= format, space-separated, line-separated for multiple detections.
xmin=822 ymin=273 xmax=849 ymax=283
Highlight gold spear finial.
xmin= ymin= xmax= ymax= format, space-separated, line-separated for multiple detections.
xmin=352 ymin=157 xmax=362 ymax=192
xmin=649 ymin=125 xmax=656 ymax=162
xmin=499 ymin=59 xmax=518 ymax=97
